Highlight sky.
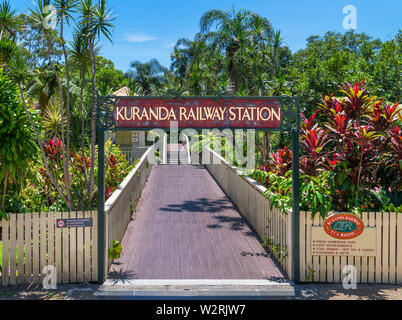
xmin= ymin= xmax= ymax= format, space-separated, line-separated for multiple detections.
xmin=11 ymin=0 xmax=402 ymax=72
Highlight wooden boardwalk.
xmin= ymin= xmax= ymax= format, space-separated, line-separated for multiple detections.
xmin=109 ymin=165 xmax=286 ymax=280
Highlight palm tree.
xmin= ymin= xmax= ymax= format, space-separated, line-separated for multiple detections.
xmin=42 ymin=98 xmax=67 ymax=138
xmin=79 ymin=0 xmax=115 ymax=198
xmin=270 ymin=30 xmax=283 ymax=79
xmin=170 ymin=38 xmax=193 ymax=87
xmin=0 ymin=36 xmax=17 ymax=66
xmin=0 ymin=1 xmax=18 ymax=40
xmin=69 ymin=28 xmax=94 ymax=192
xmin=176 ymin=36 xmax=225 ymax=95
xmin=54 ymin=0 xmax=79 ymax=192
xmin=248 ymin=13 xmax=274 ymax=94
xmin=127 ymin=59 xmax=167 ymax=94
xmin=25 ymin=67 xmax=58 ymax=110
xmin=29 ymin=0 xmax=75 ymax=209
xmin=199 ymin=7 xmax=255 ymax=92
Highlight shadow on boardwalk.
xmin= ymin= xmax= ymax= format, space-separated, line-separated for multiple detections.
xmin=109 ymin=165 xmax=287 ymax=280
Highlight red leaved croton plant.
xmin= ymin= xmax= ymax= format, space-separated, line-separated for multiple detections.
xmin=256 ymin=80 xmax=401 ymax=214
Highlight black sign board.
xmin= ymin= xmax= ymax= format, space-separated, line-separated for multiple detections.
xmin=56 ymin=218 xmax=93 ymax=228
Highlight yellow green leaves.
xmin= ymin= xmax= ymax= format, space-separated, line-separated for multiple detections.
xmin=108 ymin=240 xmax=122 ymax=260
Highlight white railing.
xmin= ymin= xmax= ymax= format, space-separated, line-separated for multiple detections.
xmin=163 ymin=134 xmax=167 ymax=164
xmin=0 ymin=146 xmax=155 ymax=286
xmin=203 ymin=147 xmax=402 ymax=284
xmin=203 ymin=147 xmax=293 ymax=279
xmin=104 ymin=146 xmax=154 ymax=271
xmin=182 ymin=133 xmax=191 ymax=164
xmin=120 ymin=147 xmax=148 ymax=164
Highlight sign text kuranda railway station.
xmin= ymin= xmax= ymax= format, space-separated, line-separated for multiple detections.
xmin=114 ymin=98 xmax=282 ymax=129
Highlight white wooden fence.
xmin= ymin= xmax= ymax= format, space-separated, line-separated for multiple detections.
xmin=104 ymin=146 xmax=154 ymax=271
xmin=204 ymin=147 xmax=293 ymax=278
xmin=204 ymin=147 xmax=402 ymax=284
xmin=0 ymin=211 xmax=97 ymax=285
xmin=300 ymin=211 xmax=402 ymax=284
xmin=0 ymin=146 xmax=155 ymax=286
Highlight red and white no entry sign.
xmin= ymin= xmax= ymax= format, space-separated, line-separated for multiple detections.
xmin=57 ymin=219 xmax=66 ymax=228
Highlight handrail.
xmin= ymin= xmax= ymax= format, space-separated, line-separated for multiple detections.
xmin=183 ymin=133 xmax=191 ymax=164
xmin=104 ymin=145 xmax=154 ymax=215
xmin=203 ymin=147 xmax=268 ymax=198
xmin=162 ymin=134 xmax=167 ymax=164
xmin=203 ymin=146 xmax=293 ymax=278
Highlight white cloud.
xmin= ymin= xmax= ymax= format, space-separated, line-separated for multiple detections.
xmin=125 ymin=33 xmax=156 ymax=43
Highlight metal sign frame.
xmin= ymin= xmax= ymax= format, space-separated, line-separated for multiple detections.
xmin=96 ymin=94 xmax=300 ymax=283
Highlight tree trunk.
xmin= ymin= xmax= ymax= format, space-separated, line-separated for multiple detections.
xmin=271 ymin=47 xmax=277 ymax=79
xmin=44 ymin=33 xmax=74 ymax=210
xmin=226 ymin=39 xmax=240 ymax=92
xmin=396 ymin=55 xmax=400 ymax=102
xmin=79 ymin=68 xmax=89 ymax=210
xmin=60 ymin=17 xmax=72 ymax=201
xmin=1 ymin=171 xmax=9 ymax=211
xmin=80 ymin=69 xmax=88 ymax=181
xmin=264 ymin=132 xmax=272 ymax=158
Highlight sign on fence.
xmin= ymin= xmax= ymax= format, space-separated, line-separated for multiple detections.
xmin=1 ymin=211 xmax=98 ymax=286
xmin=57 ymin=218 xmax=93 ymax=228
xmin=324 ymin=213 xmax=364 ymax=239
xmin=312 ymin=226 xmax=376 ymax=257
xmin=311 ymin=214 xmax=376 ymax=257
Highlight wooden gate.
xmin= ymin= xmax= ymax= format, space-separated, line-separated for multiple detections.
xmin=0 ymin=211 xmax=98 ymax=285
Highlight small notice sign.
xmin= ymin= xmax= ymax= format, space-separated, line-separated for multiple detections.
xmin=56 ymin=218 xmax=93 ymax=228
xmin=311 ymin=222 xmax=376 ymax=257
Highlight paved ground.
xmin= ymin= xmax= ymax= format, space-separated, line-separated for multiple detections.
xmin=109 ymin=165 xmax=286 ymax=280
xmin=0 ymin=283 xmax=401 ymax=300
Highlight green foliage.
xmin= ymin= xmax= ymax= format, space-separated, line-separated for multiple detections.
xmin=103 ymin=139 xmax=135 ymax=201
xmin=1 ymin=2 xmax=400 ymax=220
xmin=287 ymin=31 xmax=402 ymax=116
xmin=41 ymin=100 xmax=67 ymax=138
xmin=5 ymin=138 xmax=134 ymax=213
xmin=383 ymin=203 xmax=402 ymax=213
xmin=301 ymin=173 xmax=332 ymax=218
xmin=261 ymin=171 xmax=332 ymax=218
xmin=255 ymin=79 xmax=401 ymax=216
xmin=96 ymin=57 xmax=129 ymax=95
xmin=108 ymin=240 xmax=122 ymax=260
xmin=0 ymin=71 xmax=38 ymax=213
xmin=263 ymin=171 xmax=292 ymax=214
xmin=126 ymin=59 xmax=167 ymax=94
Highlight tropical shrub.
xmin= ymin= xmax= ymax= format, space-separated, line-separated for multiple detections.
xmin=0 ymin=71 xmax=38 ymax=216
xmin=252 ymin=80 xmax=402 ymax=217
xmin=103 ymin=139 xmax=136 ymax=201
xmin=6 ymin=138 xmax=136 ymax=214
